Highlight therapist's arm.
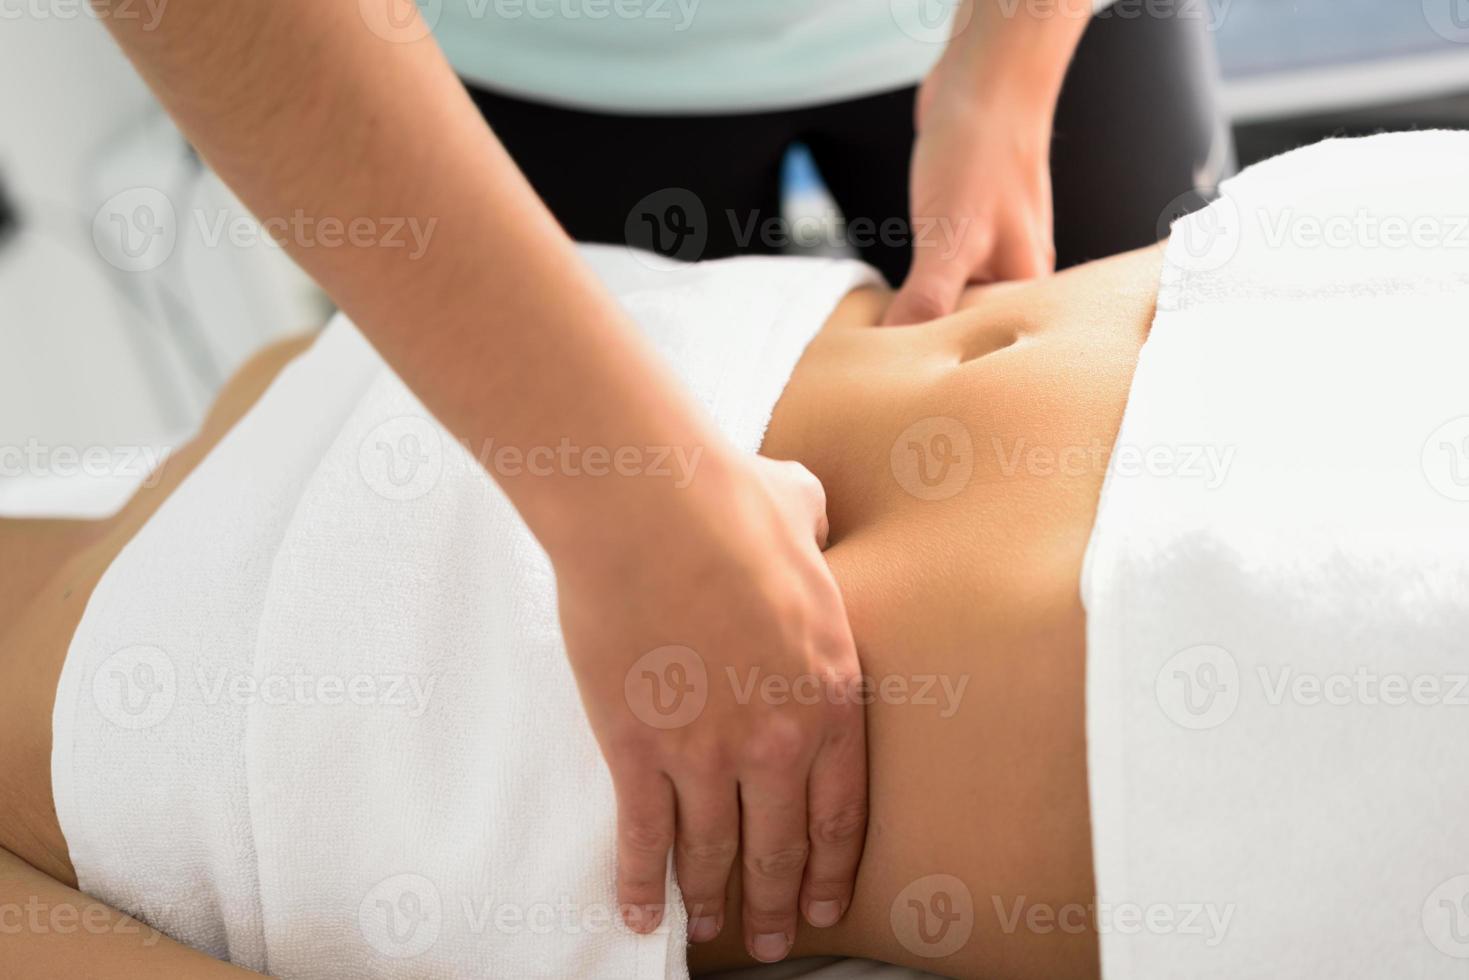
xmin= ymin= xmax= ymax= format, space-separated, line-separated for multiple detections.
xmin=93 ymin=2 xmax=865 ymax=960
xmin=885 ymin=0 xmax=1092 ymax=324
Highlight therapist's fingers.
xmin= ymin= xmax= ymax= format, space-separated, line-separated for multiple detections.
xmin=978 ymin=218 xmax=1055 ymax=284
xmin=882 ymin=230 xmax=986 ymax=326
xmin=740 ymin=764 xmax=812 ymax=962
xmin=800 ymin=702 xmax=868 ymax=929
xmin=615 ymin=768 xmax=676 ymax=933
xmin=752 ymin=455 xmax=830 ymax=549
xmin=672 ymin=775 xmax=739 ymax=943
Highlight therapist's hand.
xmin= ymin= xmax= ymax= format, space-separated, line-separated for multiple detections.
xmin=883 ymin=0 xmax=1093 ymax=326
xmin=553 ymin=452 xmax=867 ymax=962
xmin=884 ymin=78 xmax=1056 ymax=326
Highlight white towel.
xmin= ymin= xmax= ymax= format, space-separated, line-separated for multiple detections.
xmin=1083 ymin=131 xmax=1469 ymax=979
xmin=53 ymin=247 xmax=879 ymax=979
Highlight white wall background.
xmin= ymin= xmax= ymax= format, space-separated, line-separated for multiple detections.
xmin=0 ymin=13 xmax=325 ymax=475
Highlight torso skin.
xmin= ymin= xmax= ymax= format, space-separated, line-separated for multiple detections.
xmin=0 ymin=245 xmax=1161 ymax=979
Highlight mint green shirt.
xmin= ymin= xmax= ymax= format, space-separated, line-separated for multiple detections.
xmin=433 ymin=0 xmax=957 ymax=113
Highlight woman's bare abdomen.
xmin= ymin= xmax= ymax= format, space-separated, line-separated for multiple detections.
xmin=0 ymin=246 xmax=1161 ymax=978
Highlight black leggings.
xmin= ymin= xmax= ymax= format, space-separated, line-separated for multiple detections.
xmin=464 ymin=7 xmax=1230 ymax=285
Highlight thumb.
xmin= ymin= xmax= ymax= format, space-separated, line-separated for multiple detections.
xmin=751 ymin=456 xmax=830 ymax=549
xmin=881 ymin=248 xmax=972 ymax=326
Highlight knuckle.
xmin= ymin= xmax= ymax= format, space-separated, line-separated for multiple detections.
xmin=688 ymin=741 xmax=737 ymax=777
xmin=678 ymin=837 xmax=739 ymax=870
xmin=904 ymin=293 xmax=946 ymax=321
xmin=787 ymin=461 xmax=825 ymax=503
xmin=684 ymin=896 xmax=724 ymax=920
xmin=622 ymin=820 xmax=674 ymax=856
xmin=822 ymin=689 xmax=865 ymax=726
xmin=811 ymin=800 xmax=868 ymax=847
xmin=745 ymin=722 xmax=808 ymax=771
xmin=742 ymin=906 xmax=794 ymax=933
xmin=607 ymin=729 xmax=657 ymax=762
xmin=744 ymin=843 xmax=811 ymax=882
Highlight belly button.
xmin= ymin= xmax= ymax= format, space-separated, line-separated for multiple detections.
xmin=958 ymin=327 xmax=1023 ymax=365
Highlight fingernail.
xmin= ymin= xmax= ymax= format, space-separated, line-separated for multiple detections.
xmin=623 ymin=904 xmax=663 ymax=933
xmin=807 ymin=899 xmax=842 ymax=928
xmin=751 ymin=932 xmax=791 ymax=962
xmin=689 ymin=915 xmax=720 ymax=943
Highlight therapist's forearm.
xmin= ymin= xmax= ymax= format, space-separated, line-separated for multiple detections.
xmin=93 ymin=2 xmax=727 ymax=558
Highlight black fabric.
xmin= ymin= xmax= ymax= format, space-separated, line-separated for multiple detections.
xmin=464 ymin=8 xmax=1230 ymax=285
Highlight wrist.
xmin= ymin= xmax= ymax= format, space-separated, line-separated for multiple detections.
xmin=536 ymin=440 xmax=750 ymax=575
xmin=930 ymin=2 xmax=1090 ymax=119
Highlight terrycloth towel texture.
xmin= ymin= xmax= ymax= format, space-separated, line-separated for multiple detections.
xmin=52 ymin=247 xmax=879 ymax=978
xmin=1083 ymin=131 xmax=1469 ymax=979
